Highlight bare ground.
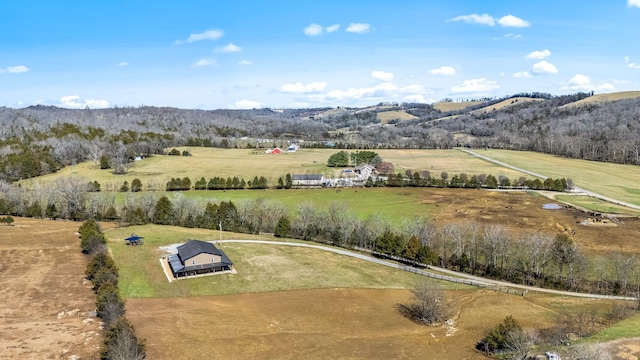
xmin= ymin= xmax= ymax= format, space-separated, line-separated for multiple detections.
xmin=0 ymin=218 xmax=102 ymax=359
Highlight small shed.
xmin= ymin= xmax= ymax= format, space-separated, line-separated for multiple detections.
xmin=124 ymin=234 xmax=144 ymax=246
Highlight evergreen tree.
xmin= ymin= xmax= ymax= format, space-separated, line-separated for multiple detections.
xmin=153 ymin=196 xmax=173 ymax=225
xmin=274 ymin=216 xmax=291 ymax=238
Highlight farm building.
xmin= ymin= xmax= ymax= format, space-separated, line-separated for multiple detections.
xmin=287 ymin=143 xmax=299 ymax=152
xmin=354 ymin=164 xmax=376 ymax=179
xmin=291 ymin=174 xmax=325 ymax=187
xmin=167 ymin=240 xmax=234 ymax=279
xmin=264 ymin=147 xmax=283 ymax=154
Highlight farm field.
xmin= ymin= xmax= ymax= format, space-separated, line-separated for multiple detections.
xmin=105 ymin=224 xmax=467 ymax=299
xmin=0 ymin=218 xmax=103 ymax=359
xmin=19 ymin=148 xmax=530 ymax=191
xmin=479 ymin=149 xmax=640 ymax=207
xmin=126 ymin=288 xmax=570 ymax=360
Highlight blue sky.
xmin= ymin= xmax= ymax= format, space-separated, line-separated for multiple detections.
xmin=2 ymin=0 xmax=640 ymax=109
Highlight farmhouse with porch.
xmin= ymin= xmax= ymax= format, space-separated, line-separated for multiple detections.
xmin=167 ymin=240 xmax=234 ymax=279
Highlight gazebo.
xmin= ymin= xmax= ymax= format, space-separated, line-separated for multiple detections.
xmin=124 ymin=234 xmax=144 ymax=246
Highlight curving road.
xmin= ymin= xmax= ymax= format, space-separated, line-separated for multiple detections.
xmin=459 ymin=148 xmax=640 ymax=211
xmin=215 ymin=240 xmax=637 ymax=301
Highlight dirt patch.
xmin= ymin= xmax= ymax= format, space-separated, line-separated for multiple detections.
xmin=604 ymin=337 xmax=640 ymax=359
xmin=0 ymin=218 xmax=101 ymax=359
xmin=125 ymin=288 xmax=574 ymax=360
xmin=428 ymin=189 xmax=640 ymax=256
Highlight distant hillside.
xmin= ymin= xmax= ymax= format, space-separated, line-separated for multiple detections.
xmin=2 ymin=91 xmax=640 ymax=181
xmin=560 ymin=91 xmax=640 ymax=108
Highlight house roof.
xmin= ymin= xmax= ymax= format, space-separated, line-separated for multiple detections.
xmin=355 ymin=164 xmax=375 ymax=171
xmin=291 ymin=174 xmax=324 ymax=181
xmin=177 ymin=240 xmax=233 ymax=265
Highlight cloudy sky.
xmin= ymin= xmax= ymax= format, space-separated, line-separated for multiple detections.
xmin=2 ymin=0 xmax=640 ymax=109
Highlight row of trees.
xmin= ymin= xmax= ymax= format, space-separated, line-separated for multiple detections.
xmin=79 ymin=219 xmax=146 ymax=359
xmin=327 ymin=150 xmax=380 ymax=167
xmin=2 ymin=178 xmax=637 ymax=297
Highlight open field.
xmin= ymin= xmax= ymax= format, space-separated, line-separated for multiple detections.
xmin=376 ymin=110 xmax=418 ymax=123
xmin=561 ymin=91 xmax=640 ymax=108
xmin=105 ymin=224 xmax=468 ymax=299
xmin=19 ymin=148 xmax=531 ymax=191
xmin=555 ymin=194 xmax=639 ymax=215
xmin=125 ymin=283 xmax=626 ymax=359
xmin=479 ymin=149 xmax=640 ymax=207
xmin=469 ymin=97 xmax=544 ymax=114
xmin=433 ymin=101 xmax=483 ymax=112
xmin=0 ymin=218 xmax=102 ymax=359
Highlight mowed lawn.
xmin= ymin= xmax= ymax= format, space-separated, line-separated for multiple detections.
xmin=105 ymin=224 xmax=465 ymax=299
xmin=20 ymin=148 xmax=530 ymax=191
xmin=481 ymin=149 xmax=640 ymax=207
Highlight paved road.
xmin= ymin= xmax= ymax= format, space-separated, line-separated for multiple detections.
xmin=460 ymin=148 xmax=640 ymax=211
xmin=215 ymin=240 xmax=637 ymax=301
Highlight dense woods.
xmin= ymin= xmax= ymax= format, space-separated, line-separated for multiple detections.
xmin=2 ymin=92 xmax=640 ymax=181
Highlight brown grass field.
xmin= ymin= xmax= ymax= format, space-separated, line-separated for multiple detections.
xmin=561 ymin=91 xmax=640 ymax=108
xmin=479 ymin=149 xmax=640 ymax=207
xmin=126 ymin=289 xmax=568 ymax=360
xmin=0 ymin=218 xmax=105 ymax=359
xmin=376 ymin=110 xmax=418 ymax=123
xmin=19 ymin=148 xmax=530 ymax=191
xmin=433 ymin=101 xmax=482 ymax=112
xmin=469 ymin=97 xmax=544 ymax=114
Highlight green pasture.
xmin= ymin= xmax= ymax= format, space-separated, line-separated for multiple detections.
xmin=105 ymin=224 xmax=465 ymax=299
xmin=106 ymin=187 xmax=444 ymax=224
xmin=480 ymin=149 xmax=640 ymax=207
xmin=555 ymin=195 xmax=640 ymax=216
xmin=589 ymin=312 xmax=640 ymax=341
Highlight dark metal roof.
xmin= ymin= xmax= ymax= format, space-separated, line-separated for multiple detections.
xmin=176 ymin=240 xmax=233 ymax=265
xmin=125 ymin=234 xmax=144 ymax=241
xmin=168 ymin=254 xmax=184 ymax=272
xmin=291 ymin=174 xmax=324 ymax=181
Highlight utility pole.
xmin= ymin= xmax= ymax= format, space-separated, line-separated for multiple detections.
xmin=219 ymin=220 xmax=222 ymax=242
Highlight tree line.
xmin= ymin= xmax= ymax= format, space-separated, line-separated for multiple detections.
xmin=79 ymin=219 xmax=146 ymax=359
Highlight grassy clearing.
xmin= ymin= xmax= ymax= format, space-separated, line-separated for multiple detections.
xmin=433 ymin=101 xmax=483 ymax=112
xmin=561 ymin=91 xmax=640 ymax=108
xmin=481 ymin=149 xmax=640 ymax=207
xmin=106 ymin=224 xmax=466 ymax=299
xmin=376 ymin=110 xmax=418 ymax=123
xmin=590 ymin=313 xmax=640 ymax=341
xmin=555 ymin=195 xmax=640 ymax=216
xmin=469 ymin=97 xmax=544 ymax=114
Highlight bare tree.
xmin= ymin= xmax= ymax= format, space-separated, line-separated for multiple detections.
xmin=401 ymin=281 xmax=452 ymax=325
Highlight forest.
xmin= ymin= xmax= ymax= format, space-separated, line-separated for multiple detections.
xmin=2 ymin=92 xmax=640 ymax=181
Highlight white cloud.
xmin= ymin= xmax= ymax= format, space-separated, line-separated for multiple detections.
xmin=0 ymin=65 xmax=29 ymax=74
xmin=625 ymin=56 xmax=640 ymax=69
xmin=279 ymin=81 xmax=327 ymax=94
xmin=239 ymin=60 xmax=252 ymax=65
xmin=117 ymin=62 xmax=129 ymax=67
xmin=429 ymin=66 xmax=457 ymax=76
xmin=451 ymin=78 xmax=500 ymax=94
xmin=215 ymin=43 xmax=242 ymax=53
xmin=304 ymin=23 xmax=323 ymax=36
xmin=288 ymin=101 xmax=310 ymax=108
xmin=231 ymin=99 xmax=265 ymax=109
xmin=304 ymin=23 xmax=341 ymax=36
xmin=192 ymin=59 xmax=215 ymax=68
xmin=450 ymin=14 xmax=529 ymax=27
xmin=629 ymin=0 xmax=640 ymax=8
xmin=59 ymin=95 xmax=109 ymax=109
xmin=326 ymin=24 xmax=340 ymax=33
xmin=371 ymin=70 xmax=394 ymax=81
xmin=175 ymin=29 xmax=224 ymax=44
xmin=525 ymin=49 xmax=551 ymax=60
xmin=308 ymin=82 xmax=398 ymax=102
xmin=346 ymin=23 xmax=371 ymax=34
xmin=504 ymin=33 xmax=523 ymax=39
xmin=513 ymin=71 xmax=532 ymax=78
xmin=404 ymin=94 xmax=433 ymax=103
xmin=449 ymin=13 xmax=495 ymax=26
xmin=498 ymin=15 xmax=530 ymax=28
xmin=560 ymin=74 xmax=615 ymax=92
xmin=532 ymin=60 xmax=558 ymax=74
xmin=399 ymin=84 xmax=427 ymax=94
